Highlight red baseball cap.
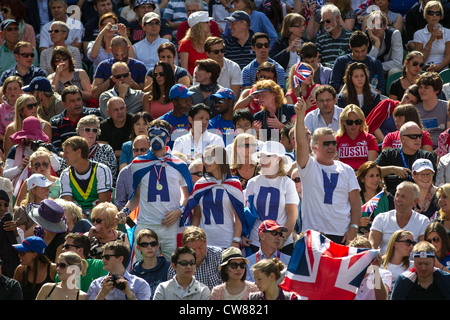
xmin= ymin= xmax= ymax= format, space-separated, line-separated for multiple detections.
xmin=258 ymin=220 xmax=287 ymax=236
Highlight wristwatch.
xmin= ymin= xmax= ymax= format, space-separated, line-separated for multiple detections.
xmin=350 ymin=224 xmax=359 ymax=229
xmin=232 ymin=237 xmax=241 ymax=243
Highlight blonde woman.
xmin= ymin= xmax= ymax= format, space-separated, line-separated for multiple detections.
xmin=54 ymin=198 xmax=92 ymax=234
xmin=381 ymin=230 xmax=415 ymax=284
xmin=230 ymin=133 xmax=260 ymax=190
xmin=3 ymin=94 xmax=52 ymax=156
xmin=252 ymin=79 xmax=296 ymax=142
xmin=336 ymin=104 xmax=378 ymax=170
xmin=36 ymin=251 xmax=88 ymax=300
xmin=436 ymin=184 xmax=450 ymax=232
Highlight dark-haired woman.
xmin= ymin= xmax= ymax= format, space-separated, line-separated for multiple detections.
xmin=148 ymin=61 xmax=175 ymax=119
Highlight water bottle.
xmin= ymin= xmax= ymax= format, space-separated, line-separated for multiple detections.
xmin=370 ymin=74 xmax=378 ymax=90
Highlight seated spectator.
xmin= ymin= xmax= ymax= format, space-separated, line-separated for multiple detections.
xmin=411 ymin=158 xmax=439 ymax=219
xmin=130 ymin=228 xmax=170 ymax=299
xmin=207 ymin=88 xmax=236 ymax=146
xmin=147 ymin=61 xmax=175 ymax=119
xmin=229 ymin=132 xmax=260 ymax=190
xmin=0 ymin=76 xmax=23 ymax=145
xmin=54 ymin=198 xmax=92 ymax=234
xmin=424 ymin=221 xmax=450 ymax=272
xmin=412 ymin=0 xmax=450 ymax=73
xmin=312 ymin=4 xmax=353 ymax=69
xmin=0 ymin=1 xmax=36 ymax=47
xmin=269 ymin=13 xmax=306 ymax=72
xmin=381 ymin=230 xmax=414 ymax=285
xmin=364 ymin=0 xmax=403 ymax=31
xmin=47 ymin=46 xmax=92 ymax=103
xmin=389 ymin=51 xmax=425 ymax=101
xmin=298 ymin=42 xmax=332 ymax=86
xmin=242 ymin=32 xmax=285 ymax=91
xmin=330 ymin=30 xmax=385 ymax=94
xmin=285 ymin=62 xmax=317 ymax=109
xmin=365 ymin=10 xmax=403 ymax=77
xmin=87 ymin=240 xmax=151 ymax=300
xmin=39 ymin=21 xmax=82 ymax=75
xmin=100 ymin=62 xmax=150 ymax=118
xmin=436 ymin=156 xmax=450 ymax=186
xmin=153 ymin=246 xmax=211 ymax=300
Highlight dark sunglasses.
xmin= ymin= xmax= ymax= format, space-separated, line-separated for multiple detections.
xmin=113 ymin=72 xmax=130 ymax=79
xmin=402 ymin=134 xmax=423 ymax=140
xmin=102 ymin=254 xmax=119 ymax=260
xmin=33 ymin=162 xmax=50 ymax=170
xmin=292 ymin=177 xmax=301 ymax=183
xmin=145 ymin=21 xmax=161 ymax=26
xmin=345 ymin=119 xmax=362 ymax=126
xmin=412 ymin=61 xmax=425 ymax=68
xmin=54 ymin=57 xmax=69 ymax=63
xmin=26 ymin=102 xmax=39 ymax=110
xmin=1 ymin=7 xmax=9 ymax=14
xmin=5 ymin=27 xmax=18 ymax=32
xmin=62 ymin=244 xmax=80 ymax=250
xmin=19 ymin=53 xmax=35 ymax=58
xmin=49 ymin=29 xmax=66 ymax=33
xmin=426 ymin=10 xmax=441 ymax=16
xmin=228 ymin=261 xmax=246 ymax=269
xmin=191 ymin=171 xmax=203 ymax=177
xmin=210 ymin=48 xmax=225 ymax=54
xmin=138 ymin=241 xmax=158 ymax=248
xmin=321 ymin=140 xmax=337 ymax=148
xmin=132 ymin=147 xmax=148 ymax=153
xmin=320 ymin=19 xmax=332 ymax=24
xmin=154 ymin=72 xmax=165 ymax=77
xmin=427 ymin=237 xmax=440 ymax=243
xmin=56 ymin=262 xmax=68 ymax=269
xmin=397 ymin=239 xmax=417 ymax=246
xmin=255 ymin=42 xmax=270 ymax=49
xmin=82 ymin=128 xmax=98 ymax=133
xmin=265 ymin=230 xmax=284 ymax=237
xmin=177 ymin=260 xmax=196 ymax=266
xmin=92 ymin=218 xmax=103 ymax=224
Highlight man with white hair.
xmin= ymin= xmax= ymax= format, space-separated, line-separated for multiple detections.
xmin=314 ymin=4 xmax=353 ymax=68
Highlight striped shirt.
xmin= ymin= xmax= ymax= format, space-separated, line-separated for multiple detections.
xmin=241 ymin=58 xmax=286 ymax=88
xmin=223 ymin=32 xmax=256 ymax=70
xmin=315 ymin=28 xmax=353 ymax=69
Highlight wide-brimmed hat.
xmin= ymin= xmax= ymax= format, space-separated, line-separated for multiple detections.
xmin=26 ymin=199 xmax=67 ymax=233
xmin=12 ymin=236 xmax=47 ymax=254
xmin=10 ymin=116 xmax=49 ymax=145
xmin=218 ymin=247 xmax=248 ymax=270
xmin=256 ymin=141 xmax=293 ymax=168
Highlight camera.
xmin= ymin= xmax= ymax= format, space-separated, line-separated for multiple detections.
xmin=30 ymin=140 xmax=53 ymax=152
xmin=111 ymin=24 xmax=118 ymax=31
xmin=109 ymin=273 xmax=126 ymax=290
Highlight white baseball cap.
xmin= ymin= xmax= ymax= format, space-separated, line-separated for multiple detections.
xmin=187 ymin=11 xmax=212 ymax=28
xmin=142 ymin=12 xmax=160 ymax=25
xmin=412 ymin=159 xmax=435 ymax=173
xmin=27 ymin=173 xmax=55 ymax=191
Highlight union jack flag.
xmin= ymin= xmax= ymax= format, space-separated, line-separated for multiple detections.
xmin=354 ymin=0 xmax=373 ymax=16
xmin=293 ymin=62 xmax=312 ymax=88
xmin=280 ymin=229 xmax=379 ymax=300
xmin=361 ymin=189 xmax=384 ymax=217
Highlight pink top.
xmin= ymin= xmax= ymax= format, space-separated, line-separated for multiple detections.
xmin=337 ymin=131 xmax=379 ymax=170
xmin=0 ymin=102 xmax=15 ymax=135
xmin=438 ymin=129 xmax=450 ymax=156
xmin=210 ymin=281 xmax=259 ymax=300
xmin=383 ymin=130 xmax=433 ymax=151
xmin=150 ymin=100 xmax=174 ymax=119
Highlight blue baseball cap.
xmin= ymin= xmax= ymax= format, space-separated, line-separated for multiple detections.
xmin=169 ymin=84 xmax=195 ymax=100
xmin=13 ymin=236 xmax=47 ymax=254
xmin=22 ymin=76 xmax=53 ymax=93
xmin=209 ymin=88 xmax=236 ymax=102
xmin=224 ymin=10 xmax=251 ymax=24
xmin=1 ymin=19 xmax=18 ymax=31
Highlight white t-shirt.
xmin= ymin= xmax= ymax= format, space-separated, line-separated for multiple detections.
xmin=370 ymin=209 xmax=431 ymax=255
xmin=244 ymin=175 xmax=299 ymax=247
xmin=197 ymin=177 xmax=240 ymax=249
xmin=39 ymin=16 xmax=84 ymax=49
xmin=413 ymin=25 xmax=450 ymax=67
xmin=354 ymin=268 xmax=392 ymax=300
xmin=298 ymin=156 xmax=360 ymax=236
xmin=387 ymin=261 xmax=413 ymax=283
xmin=172 ymin=130 xmax=225 ymax=159
xmin=136 ymin=162 xmax=187 ymax=225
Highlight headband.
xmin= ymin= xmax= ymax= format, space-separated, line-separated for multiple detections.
xmin=413 ymin=251 xmax=436 ymax=259
xmin=148 ymin=126 xmax=170 ymax=136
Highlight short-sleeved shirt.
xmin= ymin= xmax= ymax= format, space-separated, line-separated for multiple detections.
xmin=177 ymin=38 xmax=207 ymax=76
xmin=94 ymin=57 xmax=147 ymax=85
xmin=415 ymin=100 xmax=449 ymax=147
xmin=336 ymin=131 xmax=378 ymax=170
xmin=382 ymin=130 xmax=433 ymax=150
xmin=223 ymin=32 xmax=256 ymax=70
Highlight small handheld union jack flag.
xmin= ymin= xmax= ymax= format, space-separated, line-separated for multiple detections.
xmin=361 ymin=189 xmax=384 ymax=217
xmin=293 ymin=61 xmax=312 ymax=88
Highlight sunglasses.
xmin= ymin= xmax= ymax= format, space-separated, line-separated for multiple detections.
xmin=19 ymin=53 xmax=35 ymax=58
xmin=92 ymin=218 xmax=103 ymax=224
xmin=402 ymin=134 xmax=423 ymax=140
xmin=177 ymin=260 xmax=196 ymax=267
xmin=345 ymin=119 xmax=362 ymax=126
xmin=228 ymin=261 xmax=246 ymax=269
xmin=320 ymin=140 xmax=337 ymax=148
xmin=138 ymin=241 xmax=158 ymax=248
xmin=320 ymin=19 xmax=332 ymax=24
xmin=1 ymin=7 xmax=9 ymax=14
xmin=255 ymin=42 xmax=270 ymax=49
xmin=102 ymin=254 xmax=119 ymax=260
xmin=265 ymin=230 xmax=284 ymax=237
xmin=145 ymin=21 xmax=161 ymax=26
xmin=397 ymin=239 xmax=417 ymax=246
xmin=154 ymin=72 xmax=165 ymax=77
xmin=427 ymin=237 xmax=440 ymax=244
xmin=113 ymin=72 xmax=130 ymax=79
xmin=211 ymin=48 xmax=225 ymax=54
xmin=411 ymin=61 xmax=425 ymax=68
xmin=191 ymin=171 xmax=203 ymax=177
xmin=132 ymin=147 xmax=148 ymax=153
xmin=33 ymin=161 xmax=50 ymax=170
xmin=54 ymin=57 xmax=69 ymax=63
xmin=62 ymin=244 xmax=80 ymax=250
xmin=26 ymin=102 xmax=39 ymax=110
xmin=56 ymin=262 xmax=68 ymax=269
xmin=82 ymin=127 xmax=98 ymax=133
xmin=5 ymin=27 xmax=18 ymax=32
xmin=49 ymin=29 xmax=66 ymax=33
xmin=426 ymin=10 xmax=441 ymax=16
xmin=292 ymin=177 xmax=301 ymax=183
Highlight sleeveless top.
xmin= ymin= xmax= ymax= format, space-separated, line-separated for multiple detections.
xmin=46 ymin=283 xmax=80 ymax=300
xmin=21 ymin=264 xmax=53 ymax=300
xmin=57 ymin=70 xmax=82 ymax=94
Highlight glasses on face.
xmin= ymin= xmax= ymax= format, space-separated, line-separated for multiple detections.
xmin=113 ymin=72 xmax=130 ymax=79
xmin=19 ymin=53 xmax=35 ymax=58
xmin=92 ymin=218 xmax=103 ymax=224
xmin=320 ymin=140 xmax=337 ymax=148
xmin=210 ymin=48 xmax=225 ymax=54
xmin=397 ymin=239 xmax=417 ymax=246
xmin=412 ymin=61 xmax=425 ymax=68
xmin=177 ymin=260 xmax=196 ymax=267
xmin=265 ymin=230 xmax=284 ymax=237
xmin=26 ymin=102 xmax=39 ymax=110
xmin=132 ymin=147 xmax=148 ymax=153
xmin=426 ymin=10 xmax=441 ymax=16
xmin=255 ymin=42 xmax=270 ymax=49
xmin=54 ymin=57 xmax=68 ymax=63
xmin=62 ymin=243 xmax=80 ymax=250
xmin=33 ymin=162 xmax=50 ymax=171
xmin=228 ymin=261 xmax=246 ymax=269
xmin=138 ymin=241 xmax=158 ymax=248
xmin=145 ymin=21 xmax=161 ymax=26
xmin=402 ymin=134 xmax=423 ymax=140
xmin=345 ymin=119 xmax=362 ymax=126
xmin=5 ymin=27 xmax=18 ymax=32
xmin=102 ymin=254 xmax=119 ymax=261
xmin=154 ymin=72 xmax=165 ymax=77
xmin=49 ymin=29 xmax=65 ymax=33
xmin=292 ymin=177 xmax=301 ymax=183
xmin=238 ymin=143 xmax=257 ymax=148
xmin=320 ymin=19 xmax=332 ymax=24
xmin=56 ymin=262 xmax=68 ymax=269
xmin=191 ymin=171 xmax=203 ymax=177
xmin=82 ymin=127 xmax=98 ymax=134
xmin=427 ymin=237 xmax=440 ymax=244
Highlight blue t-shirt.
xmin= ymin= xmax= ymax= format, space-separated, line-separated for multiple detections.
xmin=94 ymin=57 xmax=147 ymax=85
xmin=159 ymin=110 xmax=190 ymax=149
xmin=208 ymin=115 xmax=236 ymax=146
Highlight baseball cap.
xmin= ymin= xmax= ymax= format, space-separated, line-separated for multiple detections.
xmin=142 ymin=12 xmax=160 ymax=25
xmin=412 ymin=159 xmax=435 ymax=173
xmin=224 ymin=10 xmax=251 ymax=24
xmin=209 ymin=88 xmax=236 ymax=102
xmin=12 ymin=236 xmax=47 ymax=254
xmin=169 ymin=84 xmax=195 ymax=100
xmin=1 ymin=19 xmax=18 ymax=31
xmin=27 ymin=173 xmax=55 ymax=191
xmin=22 ymin=76 xmax=53 ymax=93
xmin=258 ymin=220 xmax=288 ymax=236
xmin=134 ymin=0 xmax=156 ymax=9
xmin=188 ymin=11 xmax=212 ymax=28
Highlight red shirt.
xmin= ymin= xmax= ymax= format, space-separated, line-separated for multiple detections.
xmin=337 ymin=131 xmax=379 ymax=170
xmin=178 ymin=38 xmax=207 ymax=76
xmin=176 ymin=20 xmax=221 ymax=45
xmin=382 ymin=130 xmax=433 ymax=150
